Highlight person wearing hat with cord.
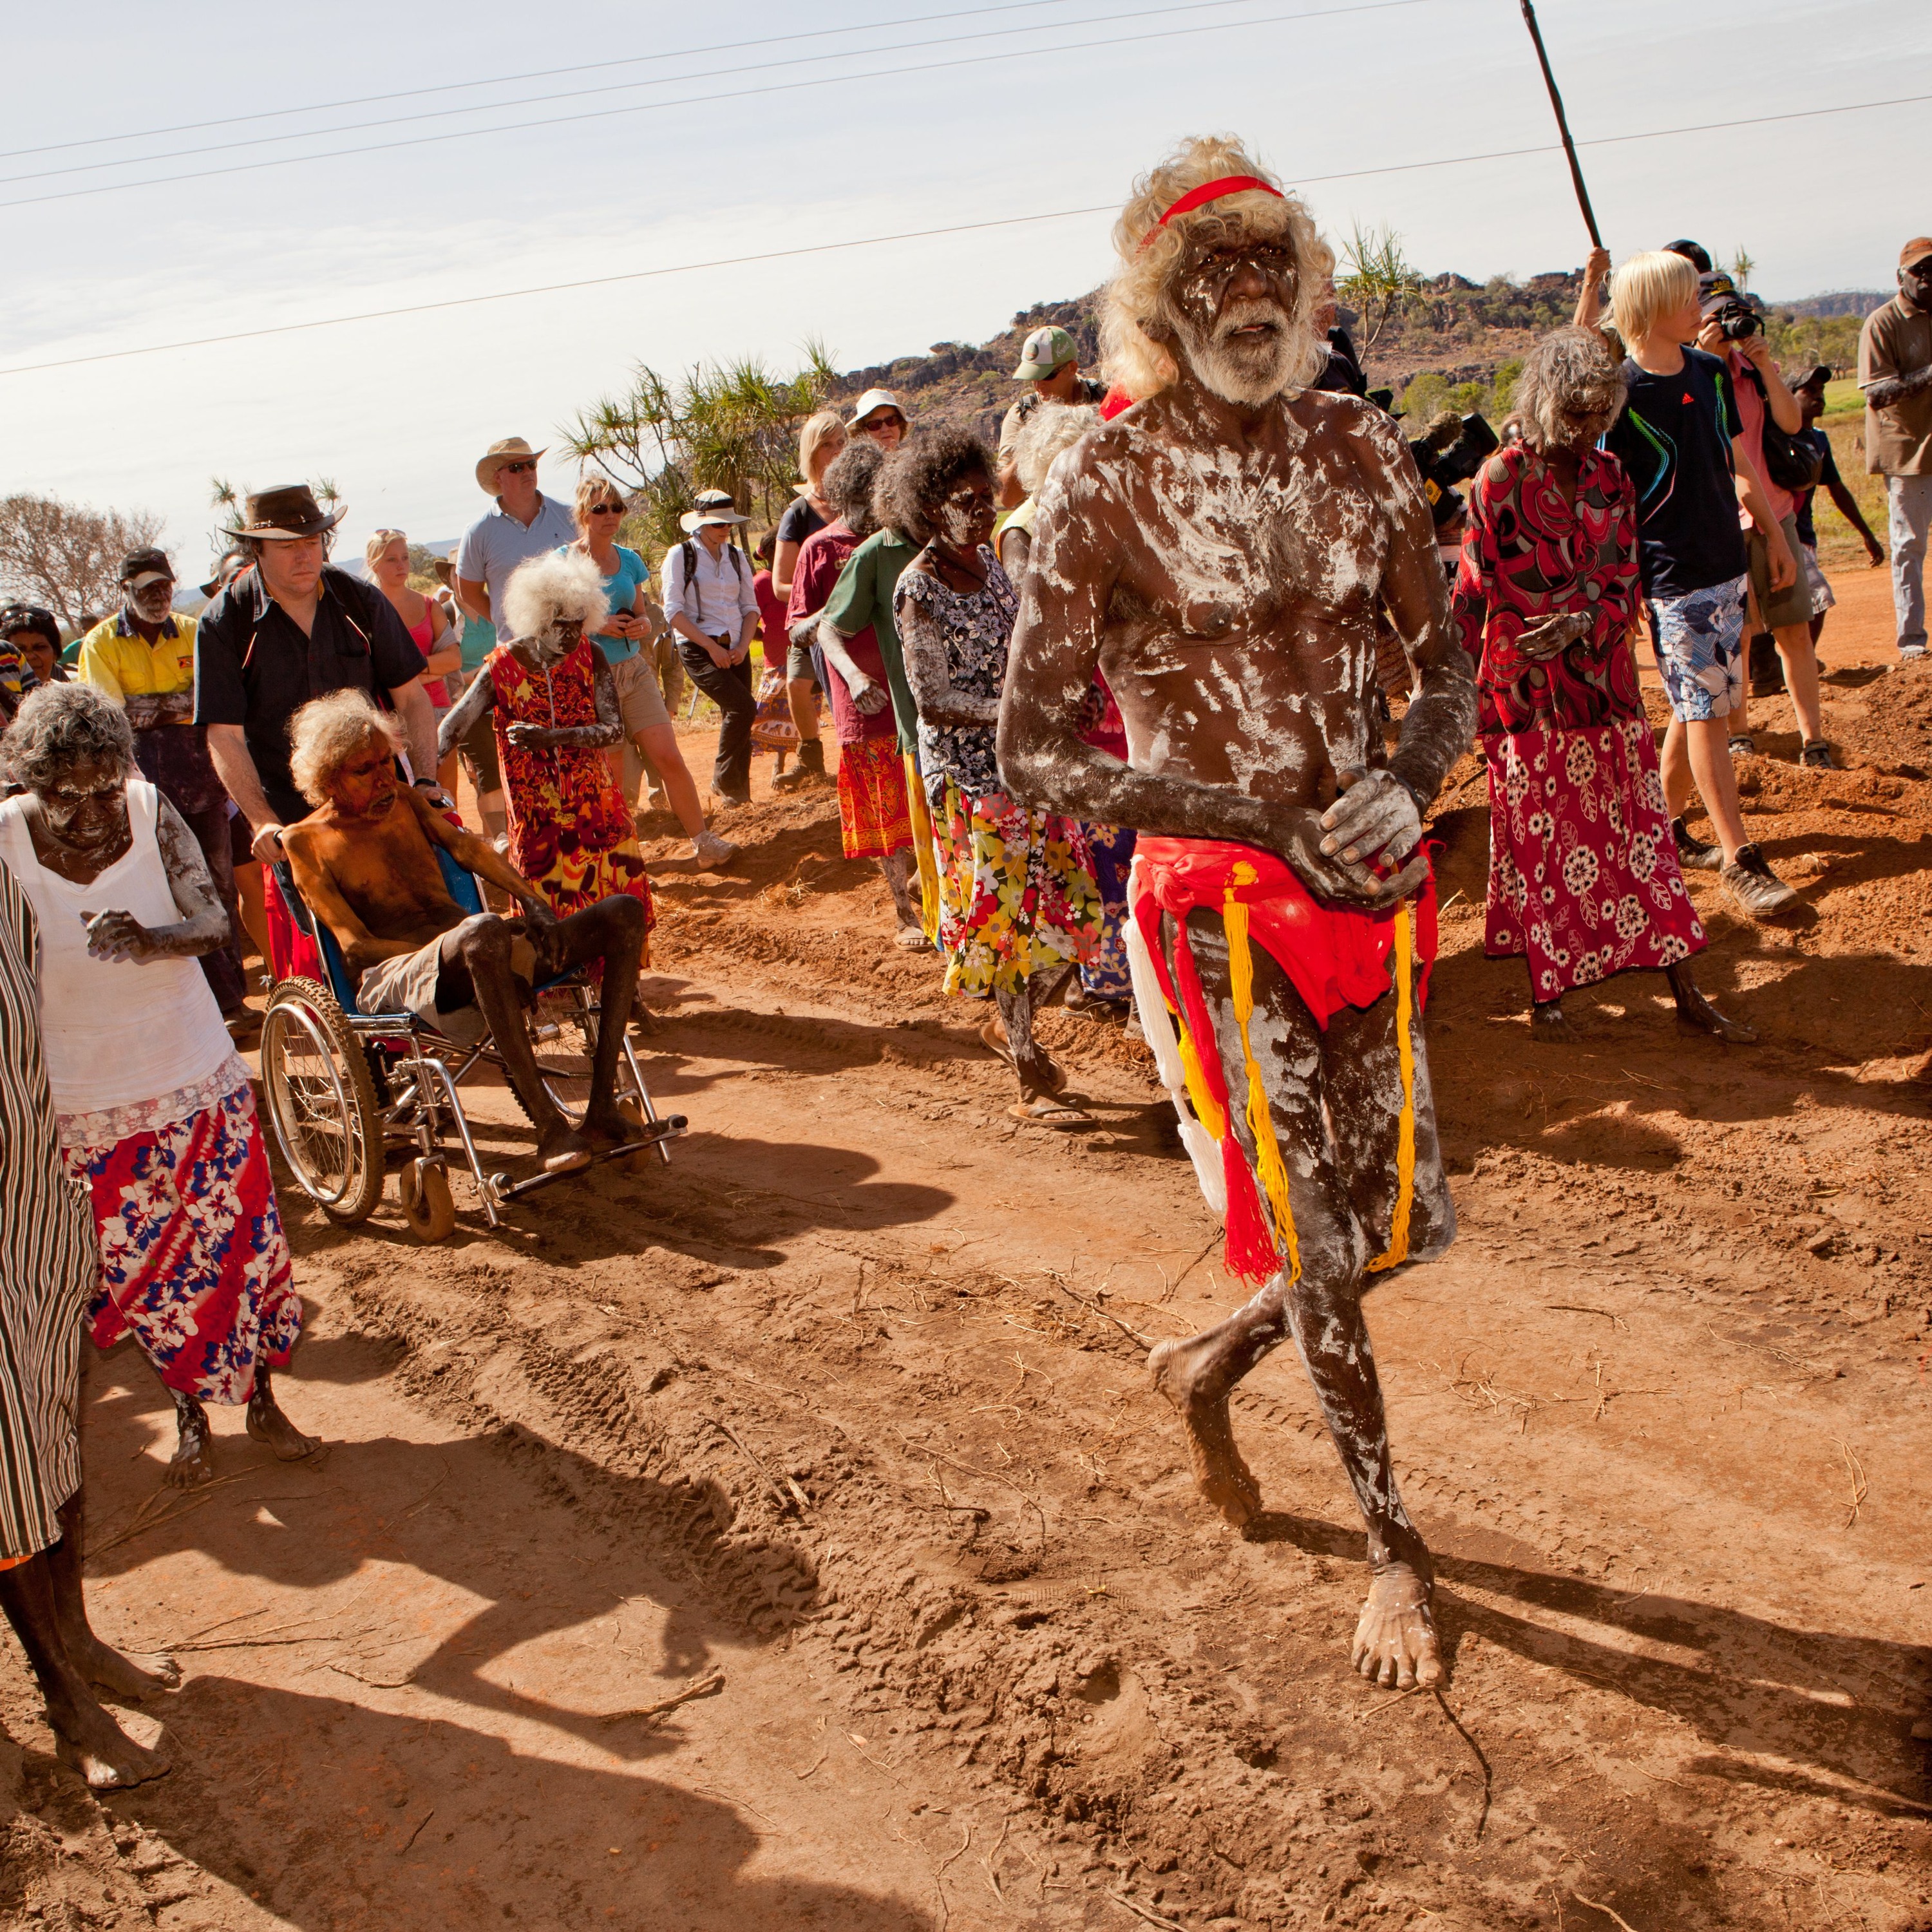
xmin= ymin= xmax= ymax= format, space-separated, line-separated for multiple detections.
xmin=194 ymin=486 xmax=444 ymax=867
xmin=1859 ymin=238 xmax=1932 ymax=662
xmin=996 ymin=325 xmax=1105 ymax=509
xmin=455 ymin=437 xmax=578 ymax=638
xmin=661 ymin=491 xmax=761 ymax=807
xmin=75 ymin=549 xmax=249 ymax=1023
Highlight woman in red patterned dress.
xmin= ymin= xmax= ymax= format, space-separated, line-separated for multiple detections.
xmin=1453 ymin=328 xmax=1752 ymax=1044
xmin=439 ymin=553 xmax=653 ymax=938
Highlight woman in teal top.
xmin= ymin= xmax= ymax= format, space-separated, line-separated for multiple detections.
xmin=561 ymin=480 xmax=734 ymax=867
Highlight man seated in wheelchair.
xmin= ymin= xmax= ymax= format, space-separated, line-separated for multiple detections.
xmin=280 ymin=688 xmax=650 ymax=1176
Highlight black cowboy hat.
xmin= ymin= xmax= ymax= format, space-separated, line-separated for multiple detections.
xmin=221 ymin=483 xmax=346 ymax=542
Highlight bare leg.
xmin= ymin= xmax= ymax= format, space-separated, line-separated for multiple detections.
xmin=1773 ymin=620 xmax=1824 ymax=742
xmin=786 ymin=676 xmax=820 ymax=751
xmin=881 ymin=849 xmax=925 ymax=943
xmin=1148 ymin=915 xmax=1446 ymax=1688
xmin=1663 ymin=716 xmax=1749 ymax=862
xmin=638 ymin=723 xmax=708 ymax=838
xmin=232 ymin=857 xmax=272 ymax=971
xmin=996 ymin=974 xmax=1091 ymax=1126
xmin=0 ymin=1539 xmax=169 ymax=1788
xmin=44 ymin=1490 xmax=179 ymax=1699
xmin=246 ymin=1365 xmax=320 ymax=1462
xmin=445 ymin=914 xmax=594 ymax=1171
xmin=165 ymin=1388 xmax=213 ymax=1488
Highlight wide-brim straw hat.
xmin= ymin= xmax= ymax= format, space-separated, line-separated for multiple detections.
xmin=476 ymin=436 xmax=547 ymax=493
xmin=220 ymin=484 xmax=345 ymax=542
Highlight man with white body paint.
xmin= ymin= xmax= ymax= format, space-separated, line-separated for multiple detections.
xmin=999 ymin=137 xmax=1477 ymax=1691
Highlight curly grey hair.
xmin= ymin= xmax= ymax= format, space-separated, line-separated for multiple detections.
xmin=1513 ymin=325 xmax=1625 ymax=453
xmin=502 ymin=550 xmax=609 ymax=644
xmin=288 ymin=688 xmax=401 ymax=806
xmin=1013 ymin=401 xmax=1101 ymax=497
xmin=3 ymin=681 xmax=134 ymax=793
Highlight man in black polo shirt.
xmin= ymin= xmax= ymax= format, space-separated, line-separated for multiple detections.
xmin=196 ymin=485 xmax=442 ymax=862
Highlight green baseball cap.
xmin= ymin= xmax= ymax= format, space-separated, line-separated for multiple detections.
xmin=1013 ymin=324 xmax=1078 ymax=382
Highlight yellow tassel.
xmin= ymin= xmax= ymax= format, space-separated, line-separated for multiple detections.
xmin=905 ymin=752 xmax=943 ymax=943
xmin=1222 ymin=865 xmax=1301 ymax=1285
xmin=1365 ymin=902 xmax=1417 ymax=1274
xmin=1174 ymin=1025 xmax=1226 ymax=1142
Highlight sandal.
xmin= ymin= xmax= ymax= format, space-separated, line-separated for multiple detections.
xmin=893 ymin=926 xmax=931 ymax=951
xmin=1008 ymin=1095 xmax=1094 ymax=1130
xmin=979 ymin=1015 xmax=1068 ymax=1094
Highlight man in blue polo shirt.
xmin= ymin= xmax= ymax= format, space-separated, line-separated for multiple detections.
xmin=455 ymin=437 xmax=577 ymax=634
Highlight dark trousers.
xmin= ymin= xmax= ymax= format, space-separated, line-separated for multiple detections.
xmin=677 ymin=636 xmax=757 ymax=800
xmin=131 ymin=725 xmax=247 ymax=1016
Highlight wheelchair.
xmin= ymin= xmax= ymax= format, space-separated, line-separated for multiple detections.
xmin=256 ymin=849 xmax=684 ymax=1241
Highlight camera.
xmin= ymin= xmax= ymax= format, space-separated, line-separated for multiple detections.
xmin=1707 ymin=297 xmax=1761 ymax=342
xmin=1408 ymin=411 xmax=1500 ymax=529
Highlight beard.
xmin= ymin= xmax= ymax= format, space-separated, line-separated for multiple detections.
xmin=1170 ymin=295 xmax=1305 ymax=408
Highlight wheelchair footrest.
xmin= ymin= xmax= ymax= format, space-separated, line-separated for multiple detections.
xmin=492 ymin=1115 xmax=688 ymax=1204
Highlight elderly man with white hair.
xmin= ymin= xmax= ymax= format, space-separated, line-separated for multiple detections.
xmin=999 ymin=136 xmax=1477 ymax=1693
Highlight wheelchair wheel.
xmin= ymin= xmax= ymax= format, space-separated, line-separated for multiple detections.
xmin=260 ymin=978 xmax=385 ymax=1225
xmin=400 ymin=1157 xmax=457 ymax=1242
xmin=526 ymin=995 xmax=599 ymax=1125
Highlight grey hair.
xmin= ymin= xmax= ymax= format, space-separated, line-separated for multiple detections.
xmin=1013 ymin=402 xmax=1100 ymax=497
xmin=288 ymin=687 xmax=401 ymax=806
xmin=1513 ymin=325 xmax=1625 ymax=452
xmin=502 ymin=550 xmax=609 ymax=643
xmin=2 ymin=681 xmax=134 ymax=793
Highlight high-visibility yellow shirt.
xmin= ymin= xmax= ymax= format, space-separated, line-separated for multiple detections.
xmin=74 ymin=611 xmax=198 ymax=703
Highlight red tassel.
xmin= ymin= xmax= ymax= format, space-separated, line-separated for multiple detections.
xmin=1220 ymin=1133 xmax=1279 ymax=1284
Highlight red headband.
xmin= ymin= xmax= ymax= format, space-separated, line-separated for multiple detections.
xmin=1139 ymin=175 xmax=1285 ymax=249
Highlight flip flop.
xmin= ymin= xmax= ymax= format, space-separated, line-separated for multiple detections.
xmin=893 ymin=927 xmax=931 ymax=951
xmin=1008 ymin=1095 xmax=1094 ymax=1130
xmin=978 ymin=1016 xmax=1068 ymax=1094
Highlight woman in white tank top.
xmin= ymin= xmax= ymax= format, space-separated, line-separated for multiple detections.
xmin=0 ymin=685 xmax=316 ymax=1488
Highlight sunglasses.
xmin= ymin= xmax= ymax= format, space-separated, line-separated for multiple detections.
xmin=860 ymin=415 xmax=905 ymax=433
xmin=588 ymin=502 xmax=624 ymax=516
xmin=500 ymin=459 xmax=538 ymax=476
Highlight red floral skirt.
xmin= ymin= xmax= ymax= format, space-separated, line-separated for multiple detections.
xmin=1483 ymin=715 xmax=1705 ymax=999
xmin=836 ymin=737 xmax=913 ymax=860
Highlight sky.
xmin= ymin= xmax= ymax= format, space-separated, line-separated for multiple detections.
xmin=3 ymin=0 xmax=1927 ymax=583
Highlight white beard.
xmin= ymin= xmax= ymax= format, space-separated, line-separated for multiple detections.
xmin=1170 ymin=297 xmax=1304 ymax=408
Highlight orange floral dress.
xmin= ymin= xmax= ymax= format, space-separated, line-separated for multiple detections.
xmin=488 ymin=641 xmax=654 ymax=938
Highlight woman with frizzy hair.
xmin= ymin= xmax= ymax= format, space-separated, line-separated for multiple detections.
xmin=1454 ymin=325 xmax=1753 ymax=1044
xmin=437 ymin=551 xmax=654 ymax=933
xmin=0 ymin=683 xmax=312 ymax=1491
xmin=889 ymin=429 xmax=1101 ymax=1123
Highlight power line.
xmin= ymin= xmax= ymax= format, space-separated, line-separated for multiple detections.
xmin=0 ymin=0 xmax=1309 ymax=182
xmin=0 ymin=0 xmax=1435 ymax=211
xmin=0 ymin=0 xmax=1117 ymax=162
xmin=5 ymin=90 xmax=1922 ymax=382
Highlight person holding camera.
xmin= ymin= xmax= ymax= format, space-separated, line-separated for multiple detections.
xmin=1601 ymin=251 xmax=1799 ymax=920
xmin=1859 ymin=238 xmax=1932 ymax=663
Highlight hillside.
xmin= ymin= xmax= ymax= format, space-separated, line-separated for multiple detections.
xmin=826 ymin=268 xmax=1888 ymax=439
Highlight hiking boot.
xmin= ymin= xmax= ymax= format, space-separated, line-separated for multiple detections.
xmin=1671 ymin=815 xmax=1723 ymax=872
xmin=1799 ymin=739 xmax=1839 ymax=770
xmin=688 ymin=829 xmax=737 ymax=867
xmin=712 ymin=788 xmax=752 ymax=810
xmin=1719 ymin=842 xmax=1799 ymax=920
xmin=773 ymin=739 xmax=827 ymax=791
xmin=1747 ymin=632 xmax=1785 ymax=697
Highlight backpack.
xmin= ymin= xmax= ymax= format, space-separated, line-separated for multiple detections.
xmin=1741 ymin=365 xmax=1824 ymax=496
xmin=678 ymin=538 xmax=746 ymax=587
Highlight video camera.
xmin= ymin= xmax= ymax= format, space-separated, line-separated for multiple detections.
xmin=1408 ymin=411 xmax=1499 ymax=529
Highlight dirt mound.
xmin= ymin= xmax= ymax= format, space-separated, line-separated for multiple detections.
xmin=1822 ymin=663 xmax=1932 ymax=777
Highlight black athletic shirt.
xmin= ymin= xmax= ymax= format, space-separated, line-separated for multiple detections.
xmin=776 ymin=497 xmax=827 ymax=550
xmin=1792 ymin=426 xmax=1840 ymax=547
xmin=1601 ymin=347 xmax=1747 ymax=598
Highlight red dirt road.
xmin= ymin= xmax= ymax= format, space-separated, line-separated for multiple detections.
xmin=5 ymin=571 xmax=1931 ymax=1931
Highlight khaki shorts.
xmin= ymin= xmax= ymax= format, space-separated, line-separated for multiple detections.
xmin=610 ymin=649 xmax=671 ymax=735
xmin=355 ymin=930 xmax=537 ymax=1044
xmin=1748 ymin=513 xmax=1813 ymax=632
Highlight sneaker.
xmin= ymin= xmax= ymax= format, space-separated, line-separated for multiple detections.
xmin=1671 ymin=815 xmax=1724 ymax=872
xmin=1799 ymin=739 xmax=1838 ymax=770
xmin=688 ymin=829 xmax=737 ymax=867
xmin=1727 ymin=732 xmax=1757 ymax=757
xmin=1719 ymin=842 xmax=1799 ymax=920
xmin=1900 ymin=644 xmax=1929 ymax=665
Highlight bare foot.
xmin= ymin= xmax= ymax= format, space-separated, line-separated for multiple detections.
xmin=245 ymin=1392 xmax=321 ymax=1463
xmin=582 ymin=1103 xmax=648 ymax=1148
xmin=533 ymin=1121 xmax=596 ymax=1174
xmin=1149 ymin=1337 xmax=1262 ymax=1530
xmin=165 ymin=1403 xmax=214 ymax=1488
xmin=1529 ymin=1000 xmax=1575 ymax=1044
xmin=50 ymin=1698 xmax=170 ymax=1790
xmin=1674 ymin=986 xmax=1757 ymax=1044
xmin=1351 ymin=1563 xmax=1442 ymax=1690
xmin=73 ymin=1633 xmax=181 ymax=1699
